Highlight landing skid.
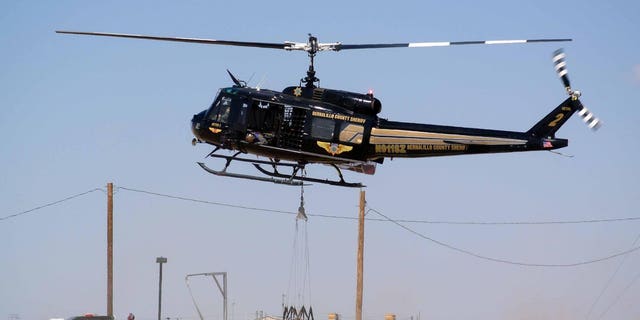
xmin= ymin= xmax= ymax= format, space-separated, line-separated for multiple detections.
xmin=197 ymin=149 xmax=364 ymax=188
xmin=253 ymin=164 xmax=363 ymax=188
xmin=197 ymin=162 xmax=304 ymax=186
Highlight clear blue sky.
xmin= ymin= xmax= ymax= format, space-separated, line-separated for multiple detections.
xmin=1 ymin=1 xmax=639 ymax=319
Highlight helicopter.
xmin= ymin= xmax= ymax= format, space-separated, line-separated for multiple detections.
xmin=56 ymin=31 xmax=600 ymax=187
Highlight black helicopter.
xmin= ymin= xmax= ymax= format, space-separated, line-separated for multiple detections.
xmin=57 ymin=31 xmax=600 ymax=187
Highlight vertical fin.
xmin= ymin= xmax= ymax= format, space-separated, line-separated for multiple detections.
xmin=527 ymin=98 xmax=578 ymax=138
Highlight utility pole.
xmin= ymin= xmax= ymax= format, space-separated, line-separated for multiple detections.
xmin=107 ymin=182 xmax=114 ymax=318
xmin=157 ymin=257 xmax=168 ymax=320
xmin=355 ymin=190 xmax=365 ymax=320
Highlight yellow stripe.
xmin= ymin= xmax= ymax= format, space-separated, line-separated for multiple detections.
xmin=339 ymin=124 xmax=364 ymax=144
xmin=370 ymin=128 xmax=525 ymax=145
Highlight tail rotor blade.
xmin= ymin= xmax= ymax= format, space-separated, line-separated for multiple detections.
xmin=577 ymin=106 xmax=602 ymax=131
xmin=553 ymin=49 xmax=571 ymax=89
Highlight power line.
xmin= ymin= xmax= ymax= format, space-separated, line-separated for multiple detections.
xmin=118 ymin=186 xmax=295 ymax=216
xmin=3 ymin=184 xmax=638 ymax=228
xmin=0 ymin=188 xmax=103 ymax=222
xmin=386 ymin=216 xmax=640 ymax=225
xmin=3 ymin=185 xmax=638 ymax=269
xmin=367 ymin=207 xmax=640 ymax=268
xmin=117 ymin=186 xmax=640 ymax=267
xmin=585 ymin=233 xmax=640 ymax=319
xmin=596 ymin=268 xmax=640 ymax=319
xmin=118 ymin=186 xmax=640 ymax=226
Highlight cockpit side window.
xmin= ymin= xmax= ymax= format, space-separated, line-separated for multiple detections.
xmin=249 ymin=100 xmax=269 ymax=130
xmin=230 ymin=100 xmax=248 ymax=132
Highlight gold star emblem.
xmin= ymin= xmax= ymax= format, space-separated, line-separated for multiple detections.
xmin=293 ymin=87 xmax=303 ymax=97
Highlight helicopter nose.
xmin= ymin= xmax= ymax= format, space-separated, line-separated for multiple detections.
xmin=191 ymin=110 xmax=206 ymax=141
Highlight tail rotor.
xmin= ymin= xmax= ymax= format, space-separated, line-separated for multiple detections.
xmin=552 ymin=49 xmax=572 ymax=92
xmin=552 ymin=49 xmax=601 ymax=131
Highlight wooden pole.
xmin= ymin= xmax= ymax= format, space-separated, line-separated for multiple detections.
xmin=107 ymin=182 xmax=113 ymax=318
xmin=356 ymin=190 xmax=365 ymax=320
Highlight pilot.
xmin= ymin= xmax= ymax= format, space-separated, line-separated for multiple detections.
xmin=246 ymin=131 xmax=267 ymax=144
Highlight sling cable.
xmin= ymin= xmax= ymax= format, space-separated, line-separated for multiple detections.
xmin=283 ymin=180 xmax=314 ymax=320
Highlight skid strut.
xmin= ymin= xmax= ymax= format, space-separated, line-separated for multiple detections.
xmin=197 ymin=148 xmax=364 ymax=187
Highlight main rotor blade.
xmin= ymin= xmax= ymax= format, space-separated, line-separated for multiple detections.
xmin=55 ymin=30 xmax=288 ymax=50
xmin=336 ymin=38 xmax=571 ymax=50
xmin=57 ymin=31 xmax=572 ymax=54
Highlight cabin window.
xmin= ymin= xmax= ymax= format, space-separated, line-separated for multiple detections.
xmin=311 ymin=117 xmax=335 ymax=140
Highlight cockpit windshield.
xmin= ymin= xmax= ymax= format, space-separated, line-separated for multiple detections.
xmin=207 ymin=95 xmax=232 ymax=123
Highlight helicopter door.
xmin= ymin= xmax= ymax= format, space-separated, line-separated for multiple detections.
xmin=229 ymin=97 xmax=249 ymax=134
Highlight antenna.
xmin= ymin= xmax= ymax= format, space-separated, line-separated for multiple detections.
xmin=256 ymin=74 xmax=268 ymax=90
